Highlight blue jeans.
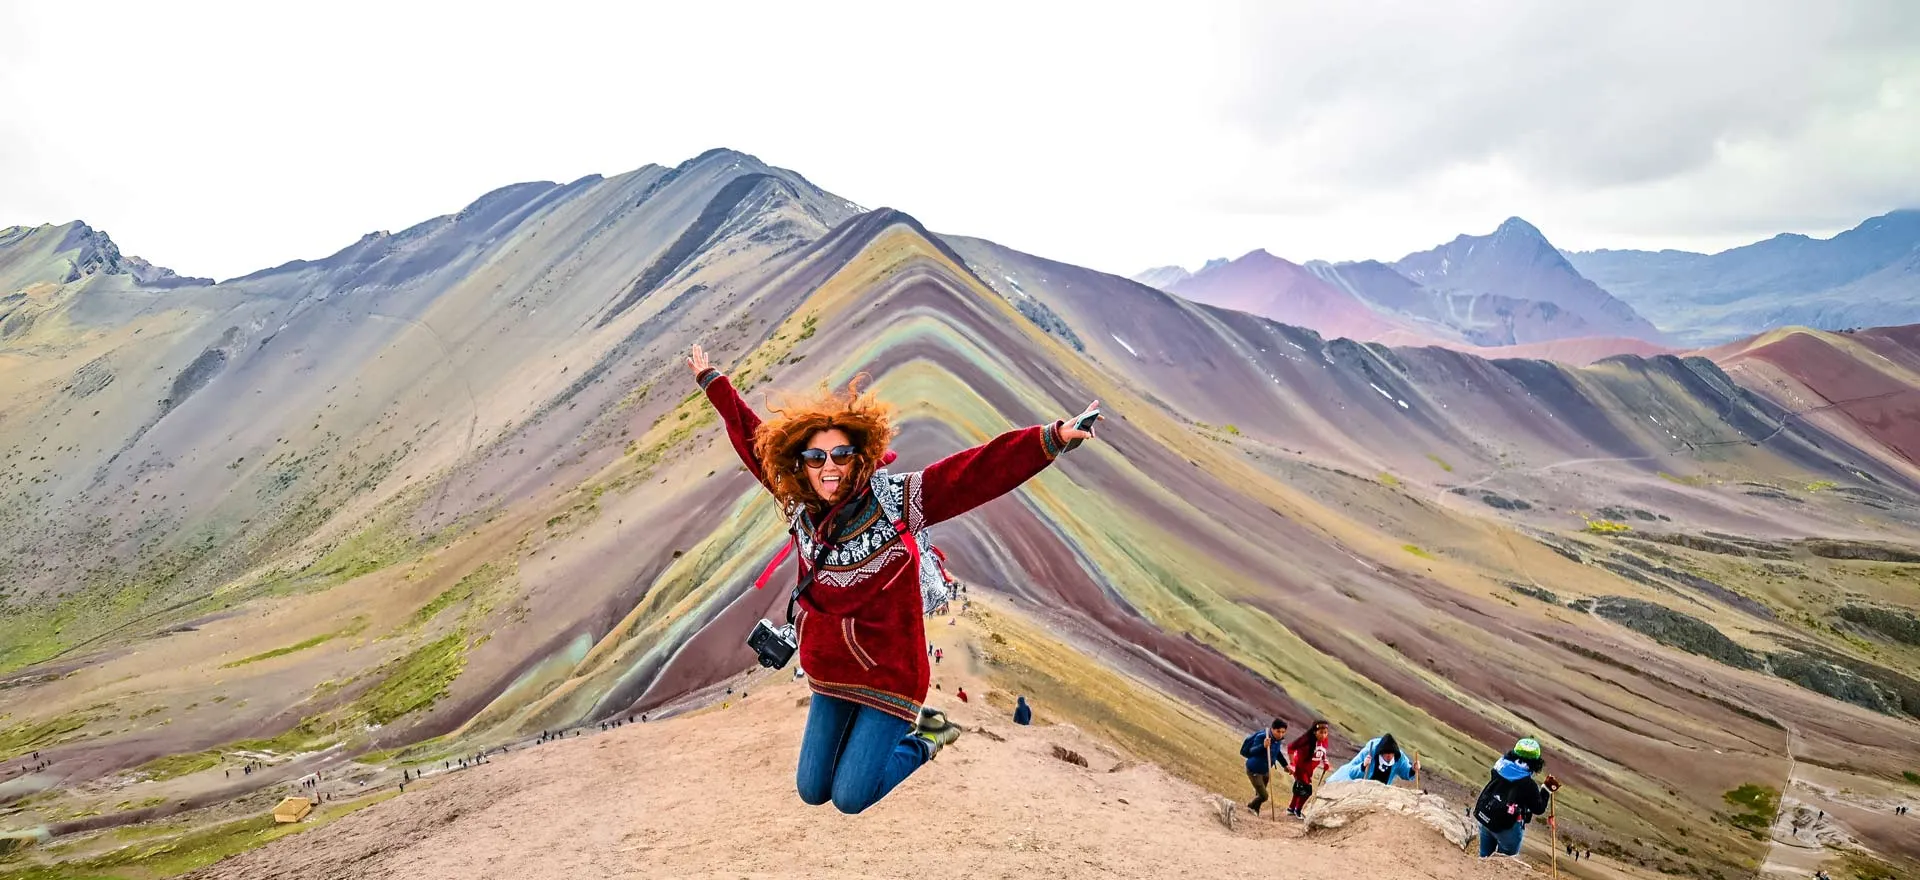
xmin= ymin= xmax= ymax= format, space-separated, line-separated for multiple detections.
xmin=1479 ymin=822 xmax=1525 ymax=857
xmin=795 ymin=694 xmax=929 ymax=814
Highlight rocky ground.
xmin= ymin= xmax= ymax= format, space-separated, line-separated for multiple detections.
xmin=177 ymin=665 xmax=1537 ymax=880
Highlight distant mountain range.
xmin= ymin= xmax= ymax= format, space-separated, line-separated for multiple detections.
xmin=1139 ymin=209 xmax=1920 ymax=355
xmin=1138 ymin=217 xmax=1670 ymax=361
xmin=1565 ymin=209 xmax=1920 ymax=346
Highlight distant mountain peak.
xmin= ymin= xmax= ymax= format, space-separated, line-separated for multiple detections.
xmin=1391 ymin=218 xmax=1662 ymax=343
xmin=680 ymin=147 xmax=767 ymax=173
xmin=0 ymin=220 xmax=208 ymax=288
xmin=1131 ymin=265 xmax=1192 ymax=290
xmin=1233 ymin=248 xmax=1298 ymax=270
xmin=1496 ymin=216 xmax=1544 ymax=237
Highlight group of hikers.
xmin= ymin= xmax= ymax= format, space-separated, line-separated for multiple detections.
xmin=1239 ymin=720 xmax=1562 ymax=858
xmin=1239 ymin=720 xmax=1416 ymax=819
xmin=13 ymin=751 xmax=50 ymax=777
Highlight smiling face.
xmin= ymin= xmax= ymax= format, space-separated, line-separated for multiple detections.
xmin=803 ymin=428 xmax=855 ymax=502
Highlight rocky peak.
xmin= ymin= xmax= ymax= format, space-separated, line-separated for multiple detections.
xmin=53 ymin=221 xmax=207 ymax=286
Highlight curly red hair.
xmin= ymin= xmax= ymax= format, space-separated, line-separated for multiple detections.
xmin=753 ymin=374 xmax=897 ymax=513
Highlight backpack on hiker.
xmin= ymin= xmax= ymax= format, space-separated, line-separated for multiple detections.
xmin=1472 ymin=774 xmax=1534 ymax=832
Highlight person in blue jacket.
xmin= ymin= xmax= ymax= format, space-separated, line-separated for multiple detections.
xmin=1013 ymin=696 xmax=1032 ymax=725
xmin=1331 ymin=732 xmax=1418 ymax=785
xmin=1239 ymin=718 xmax=1290 ymax=815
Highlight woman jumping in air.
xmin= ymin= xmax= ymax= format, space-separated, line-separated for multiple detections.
xmin=688 ymin=344 xmax=1100 ymax=814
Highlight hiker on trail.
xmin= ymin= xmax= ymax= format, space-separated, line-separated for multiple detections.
xmin=1014 ymin=696 xmax=1033 ymax=725
xmin=956 ymin=687 xmax=969 ymax=703
xmin=1471 ymin=737 xmax=1560 ymax=858
xmin=1330 ymin=733 xmax=1417 ymax=785
xmin=1240 ymin=718 xmax=1290 ymax=815
xmin=688 ymin=344 xmax=1101 ymax=815
xmin=1284 ymin=720 xmax=1333 ymax=817
xmin=935 ymin=648 xmax=944 ymax=664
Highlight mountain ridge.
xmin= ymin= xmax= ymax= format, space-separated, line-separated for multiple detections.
xmin=1565 ymin=208 xmax=1920 ymax=344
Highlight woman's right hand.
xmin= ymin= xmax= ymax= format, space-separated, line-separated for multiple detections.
xmin=687 ymin=344 xmax=712 ymax=378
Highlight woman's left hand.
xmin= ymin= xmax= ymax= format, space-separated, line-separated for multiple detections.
xmin=1060 ymin=400 xmax=1103 ymax=443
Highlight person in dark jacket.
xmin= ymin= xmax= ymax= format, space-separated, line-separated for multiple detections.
xmin=1240 ymin=718 xmax=1290 ymax=815
xmin=1473 ymin=737 xmax=1560 ymax=857
xmin=1013 ymin=696 xmax=1033 ymax=725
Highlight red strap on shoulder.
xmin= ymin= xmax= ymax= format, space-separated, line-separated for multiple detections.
xmin=753 ymin=537 xmax=796 ymax=589
xmin=895 ymin=521 xmax=918 ymax=560
xmin=886 ymin=519 xmax=920 ymax=592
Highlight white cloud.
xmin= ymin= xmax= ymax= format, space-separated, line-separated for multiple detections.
xmin=0 ymin=0 xmax=1915 ymax=281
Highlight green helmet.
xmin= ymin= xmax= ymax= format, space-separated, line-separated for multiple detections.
xmin=1513 ymin=737 xmax=1543 ymax=760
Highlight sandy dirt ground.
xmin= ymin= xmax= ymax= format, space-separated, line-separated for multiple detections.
xmin=183 ymin=659 xmax=1538 ymax=880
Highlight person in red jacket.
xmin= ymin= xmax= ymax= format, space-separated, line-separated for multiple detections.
xmin=1285 ymin=719 xmax=1333 ymax=817
xmin=688 ymin=344 xmax=1100 ymax=814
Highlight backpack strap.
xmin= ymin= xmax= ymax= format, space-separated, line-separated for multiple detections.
xmin=873 ymin=471 xmax=950 ymax=613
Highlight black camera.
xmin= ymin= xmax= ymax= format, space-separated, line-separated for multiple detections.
xmin=747 ymin=618 xmax=798 ymax=669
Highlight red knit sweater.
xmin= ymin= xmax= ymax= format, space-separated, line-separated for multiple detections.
xmin=701 ymin=373 xmax=1066 ymax=722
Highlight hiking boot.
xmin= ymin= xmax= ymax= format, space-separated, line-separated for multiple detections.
xmin=917 ymin=707 xmax=950 ymax=733
xmin=916 ymin=722 xmax=964 ymax=759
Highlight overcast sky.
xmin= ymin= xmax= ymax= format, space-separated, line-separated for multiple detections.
xmin=2 ymin=1 xmax=1917 ymax=281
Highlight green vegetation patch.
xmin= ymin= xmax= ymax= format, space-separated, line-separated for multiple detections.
xmin=1723 ymin=783 xmax=1778 ymax=832
xmin=1401 ymin=544 xmax=1432 ymax=560
xmin=221 ymin=618 xmax=367 ymax=669
xmin=1425 ymin=453 xmax=1453 ymax=472
xmin=410 ymin=564 xmax=507 ymax=627
xmin=0 ymin=711 xmax=92 ymax=761
xmin=1585 ymin=518 xmax=1632 ymax=534
xmin=0 ymin=794 xmax=393 ymax=880
xmin=356 ymin=632 xmax=468 ymax=726
xmin=300 ymin=521 xmax=412 ymax=587
xmin=134 ymin=751 xmax=221 ymax=781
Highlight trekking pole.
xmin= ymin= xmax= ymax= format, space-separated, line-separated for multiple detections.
xmin=1548 ymin=791 xmax=1560 ymax=880
xmin=1262 ymin=734 xmax=1272 ymax=824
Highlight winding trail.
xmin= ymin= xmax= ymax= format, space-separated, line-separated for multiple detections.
xmin=1758 ymin=720 xmax=1829 ymax=879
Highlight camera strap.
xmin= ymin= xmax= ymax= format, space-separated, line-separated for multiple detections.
xmin=784 ymin=496 xmax=855 ymax=626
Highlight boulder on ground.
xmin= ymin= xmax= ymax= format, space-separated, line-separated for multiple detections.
xmin=1304 ymin=780 xmax=1474 ymax=849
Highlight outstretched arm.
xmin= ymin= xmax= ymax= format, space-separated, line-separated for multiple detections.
xmin=911 ymin=400 xmax=1103 ymax=528
xmin=687 ymin=344 xmax=767 ymax=486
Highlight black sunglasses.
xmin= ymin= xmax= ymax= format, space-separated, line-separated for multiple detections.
xmin=797 ymin=445 xmax=859 ymax=469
